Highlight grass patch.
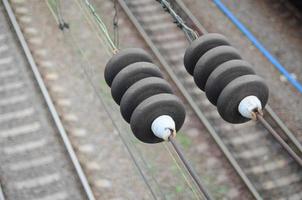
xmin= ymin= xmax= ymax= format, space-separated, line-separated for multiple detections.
xmin=176 ymin=132 xmax=192 ymax=149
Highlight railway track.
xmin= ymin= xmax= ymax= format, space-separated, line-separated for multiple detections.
xmin=116 ymin=0 xmax=302 ymax=199
xmin=0 ymin=1 xmax=95 ymax=199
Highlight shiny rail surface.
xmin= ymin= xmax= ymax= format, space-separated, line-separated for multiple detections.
xmin=117 ymin=0 xmax=302 ymax=199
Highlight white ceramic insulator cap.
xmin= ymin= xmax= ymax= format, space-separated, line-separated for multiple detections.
xmin=238 ymin=95 xmax=262 ymax=119
xmin=151 ymin=115 xmax=175 ymax=140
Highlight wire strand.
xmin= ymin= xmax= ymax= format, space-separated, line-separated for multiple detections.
xmin=73 ymin=0 xmax=114 ymax=55
xmin=83 ymin=0 xmax=118 ymax=53
xmin=156 ymin=0 xmax=198 ymax=42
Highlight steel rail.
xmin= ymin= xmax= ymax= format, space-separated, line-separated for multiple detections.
xmin=2 ymin=1 xmax=96 ymax=200
xmin=117 ymin=0 xmax=262 ymax=199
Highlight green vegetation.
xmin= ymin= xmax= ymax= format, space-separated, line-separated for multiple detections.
xmin=176 ymin=132 xmax=192 ymax=149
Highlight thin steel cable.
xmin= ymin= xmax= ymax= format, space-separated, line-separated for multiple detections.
xmin=83 ymin=0 xmax=118 ymax=53
xmin=256 ymin=113 xmax=302 ymax=167
xmin=156 ymin=0 xmax=198 ymax=42
xmin=169 ymin=136 xmax=213 ymax=200
xmin=73 ymin=0 xmax=113 ymax=56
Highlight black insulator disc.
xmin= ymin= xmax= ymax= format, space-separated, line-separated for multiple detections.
xmin=130 ymin=93 xmax=186 ymax=143
xmin=104 ymin=48 xmax=153 ymax=86
xmin=183 ymin=33 xmax=230 ymax=75
xmin=193 ymin=46 xmax=241 ymax=91
xmin=120 ymin=77 xmax=173 ymax=123
xmin=205 ymin=60 xmax=255 ymax=105
xmin=111 ymin=62 xmax=163 ymax=104
xmin=217 ymin=75 xmax=269 ymax=124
